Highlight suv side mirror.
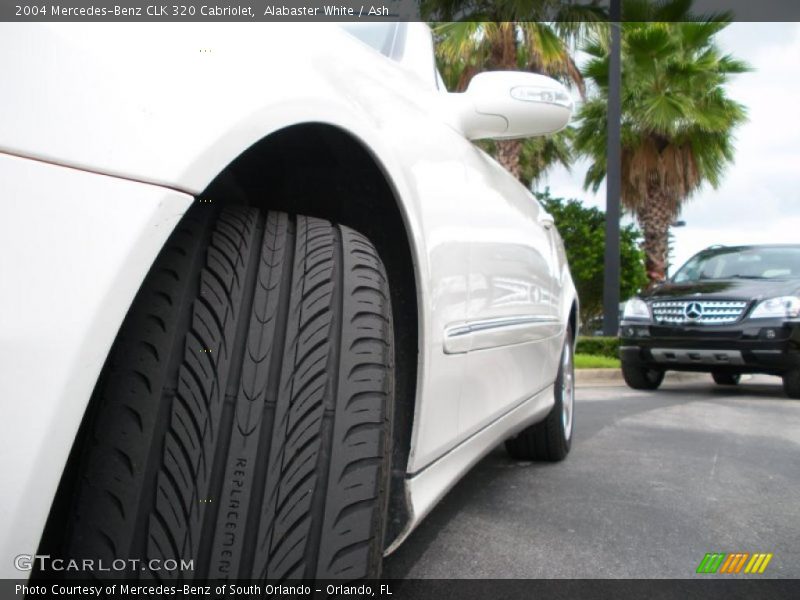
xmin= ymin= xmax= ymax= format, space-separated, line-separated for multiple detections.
xmin=445 ymin=71 xmax=573 ymax=140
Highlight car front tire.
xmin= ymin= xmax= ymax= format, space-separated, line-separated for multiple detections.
xmin=50 ymin=205 xmax=394 ymax=580
xmin=505 ymin=326 xmax=574 ymax=462
xmin=621 ymin=361 xmax=665 ymax=390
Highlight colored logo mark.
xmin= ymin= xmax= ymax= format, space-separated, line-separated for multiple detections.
xmin=696 ymin=552 xmax=773 ymax=574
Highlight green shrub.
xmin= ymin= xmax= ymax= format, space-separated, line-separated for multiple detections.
xmin=575 ymin=354 xmax=621 ymax=369
xmin=576 ymin=336 xmax=620 ymax=359
xmin=537 ymin=190 xmax=647 ymax=325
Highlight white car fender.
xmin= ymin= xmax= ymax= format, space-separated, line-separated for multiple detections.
xmin=0 ymin=153 xmax=193 ymax=578
xmin=0 ymin=22 xmax=579 ymax=566
xmin=0 ymin=21 xmax=444 ymax=453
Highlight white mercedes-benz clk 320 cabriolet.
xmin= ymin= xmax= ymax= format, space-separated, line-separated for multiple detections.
xmin=0 ymin=22 xmax=578 ymax=580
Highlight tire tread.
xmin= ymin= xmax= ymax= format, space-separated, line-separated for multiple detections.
xmin=56 ymin=206 xmax=392 ymax=582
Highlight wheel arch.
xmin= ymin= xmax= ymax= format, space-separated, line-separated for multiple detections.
xmin=196 ymin=123 xmax=419 ymax=549
xmin=569 ymin=300 xmax=579 ymax=342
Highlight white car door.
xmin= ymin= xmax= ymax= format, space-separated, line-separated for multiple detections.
xmin=339 ymin=23 xmax=565 ymax=463
xmin=335 ymin=24 xmax=475 ymax=470
xmin=455 ymin=149 xmax=562 ymax=439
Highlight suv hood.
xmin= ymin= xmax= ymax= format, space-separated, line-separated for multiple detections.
xmin=643 ymin=278 xmax=800 ymax=302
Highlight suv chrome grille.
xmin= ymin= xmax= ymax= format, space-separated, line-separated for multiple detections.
xmin=650 ymin=300 xmax=748 ymax=325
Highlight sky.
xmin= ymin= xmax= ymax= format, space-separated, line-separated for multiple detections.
xmin=540 ymin=22 xmax=800 ymax=274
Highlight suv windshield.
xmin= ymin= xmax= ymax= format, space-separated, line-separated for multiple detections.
xmin=673 ymin=246 xmax=800 ymax=282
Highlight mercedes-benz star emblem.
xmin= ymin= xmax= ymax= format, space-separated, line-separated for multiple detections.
xmin=684 ymin=302 xmax=703 ymax=320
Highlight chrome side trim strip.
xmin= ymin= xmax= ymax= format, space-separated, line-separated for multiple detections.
xmin=443 ymin=315 xmax=561 ymax=354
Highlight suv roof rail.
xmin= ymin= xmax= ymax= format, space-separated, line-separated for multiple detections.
xmin=706 ymin=244 xmax=726 ymax=249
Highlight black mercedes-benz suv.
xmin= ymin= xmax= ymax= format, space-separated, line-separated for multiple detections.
xmin=619 ymin=244 xmax=800 ymax=398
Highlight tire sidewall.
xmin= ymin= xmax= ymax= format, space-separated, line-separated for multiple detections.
xmin=553 ymin=326 xmax=575 ymax=452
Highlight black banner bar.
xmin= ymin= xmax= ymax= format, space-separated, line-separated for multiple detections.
xmin=4 ymin=579 xmax=799 ymax=600
xmin=3 ymin=0 xmax=800 ymax=22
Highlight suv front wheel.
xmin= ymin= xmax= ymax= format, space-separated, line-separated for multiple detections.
xmin=783 ymin=369 xmax=800 ymax=399
xmin=621 ymin=362 xmax=665 ymax=390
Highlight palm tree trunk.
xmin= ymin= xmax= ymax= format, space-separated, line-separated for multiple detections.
xmin=495 ymin=139 xmax=523 ymax=180
xmin=487 ymin=24 xmax=525 ymax=183
xmin=636 ymin=195 xmax=673 ymax=286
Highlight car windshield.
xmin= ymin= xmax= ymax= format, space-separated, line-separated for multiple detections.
xmin=672 ymin=246 xmax=800 ymax=283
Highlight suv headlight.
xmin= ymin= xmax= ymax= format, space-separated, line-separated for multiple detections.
xmin=622 ymin=297 xmax=650 ymax=320
xmin=750 ymin=296 xmax=800 ymax=319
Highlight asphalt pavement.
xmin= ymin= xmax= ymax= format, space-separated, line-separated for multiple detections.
xmin=383 ymin=375 xmax=800 ymax=578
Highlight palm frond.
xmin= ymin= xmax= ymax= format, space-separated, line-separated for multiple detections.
xmin=573 ymin=0 xmax=750 ymax=217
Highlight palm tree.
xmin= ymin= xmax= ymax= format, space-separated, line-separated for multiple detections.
xmin=425 ymin=2 xmax=603 ymax=184
xmin=574 ymin=0 xmax=749 ymax=284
